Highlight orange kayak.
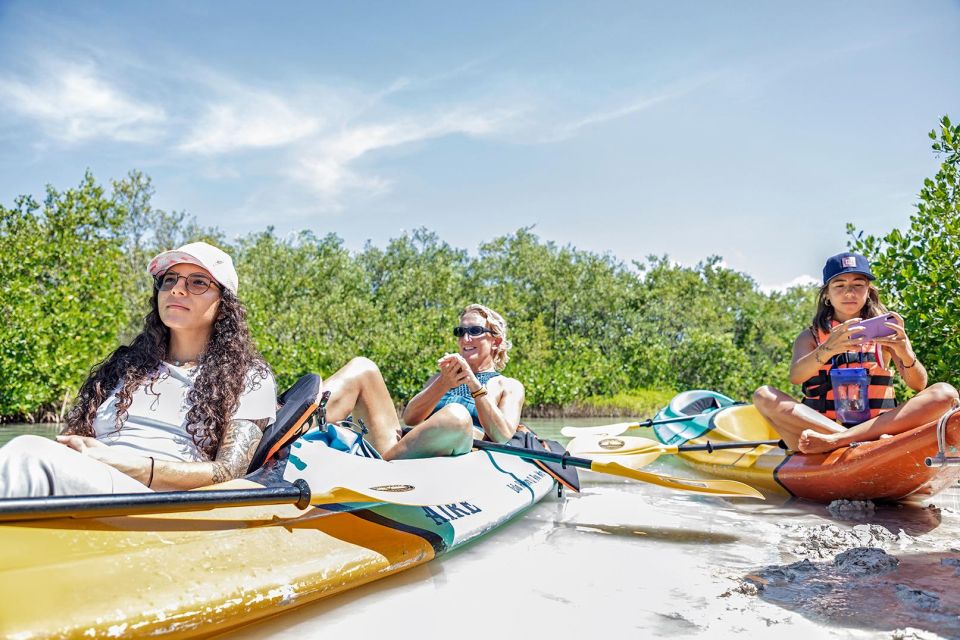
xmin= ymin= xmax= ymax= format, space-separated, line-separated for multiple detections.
xmin=654 ymin=390 xmax=960 ymax=502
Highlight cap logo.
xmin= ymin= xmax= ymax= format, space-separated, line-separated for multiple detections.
xmin=842 ymin=256 xmax=857 ymax=268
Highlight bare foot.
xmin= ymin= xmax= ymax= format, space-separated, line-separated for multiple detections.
xmin=797 ymin=429 xmax=844 ymax=454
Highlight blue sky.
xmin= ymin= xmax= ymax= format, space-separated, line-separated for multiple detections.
xmin=1 ymin=1 xmax=958 ymax=290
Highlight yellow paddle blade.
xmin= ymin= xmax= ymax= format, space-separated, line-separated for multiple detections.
xmin=567 ymin=435 xmax=681 ymax=457
xmin=560 ymin=422 xmax=639 ymax=438
xmin=590 ymin=460 xmax=764 ymax=499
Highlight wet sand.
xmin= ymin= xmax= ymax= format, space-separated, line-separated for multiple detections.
xmin=224 ymin=420 xmax=960 ymax=639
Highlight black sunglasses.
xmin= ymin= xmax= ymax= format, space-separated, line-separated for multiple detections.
xmin=453 ymin=325 xmax=494 ymax=338
xmin=155 ymin=271 xmax=221 ymax=295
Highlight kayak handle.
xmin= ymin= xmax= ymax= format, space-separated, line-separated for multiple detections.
xmin=925 ymin=454 xmax=960 ymax=468
xmin=924 ymin=404 xmax=960 ymax=468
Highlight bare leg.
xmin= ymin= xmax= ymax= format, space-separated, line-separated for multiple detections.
xmin=753 ymin=385 xmax=845 ymax=452
xmin=322 ymin=357 xmax=402 ymax=454
xmin=382 ymin=404 xmax=477 ymax=461
xmin=799 ymin=382 xmax=959 ymax=454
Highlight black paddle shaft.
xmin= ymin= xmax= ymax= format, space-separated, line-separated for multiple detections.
xmin=0 ymin=479 xmax=311 ymax=523
xmin=678 ymin=439 xmax=787 ymax=453
xmin=639 ymin=414 xmax=705 ymax=427
xmin=472 ymin=438 xmax=785 ymax=469
xmin=472 ymin=440 xmax=594 ymax=470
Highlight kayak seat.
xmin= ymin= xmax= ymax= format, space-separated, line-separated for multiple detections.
xmin=508 ymin=426 xmax=580 ymax=492
xmin=679 ymin=393 xmax=722 ymax=417
xmin=246 ymin=374 xmax=326 ymax=473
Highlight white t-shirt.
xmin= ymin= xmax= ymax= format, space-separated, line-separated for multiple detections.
xmin=92 ymin=363 xmax=277 ymax=462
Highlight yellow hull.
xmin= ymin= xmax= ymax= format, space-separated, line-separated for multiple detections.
xmin=1 ymin=481 xmax=435 ymax=638
xmin=673 ymin=405 xmax=787 ymax=492
xmin=1 ymin=443 xmax=554 ymax=638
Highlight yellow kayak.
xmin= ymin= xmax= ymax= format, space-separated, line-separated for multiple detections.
xmin=0 ymin=435 xmax=554 ymax=638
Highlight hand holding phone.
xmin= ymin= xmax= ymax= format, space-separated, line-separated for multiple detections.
xmin=852 ymin=314 xmax=899 ymax=340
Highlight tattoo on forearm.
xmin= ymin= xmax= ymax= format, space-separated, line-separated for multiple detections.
xmin=211 ymin=419 xmax=264 ymax=483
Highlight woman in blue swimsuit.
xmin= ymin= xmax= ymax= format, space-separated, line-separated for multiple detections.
xmin=392 ymin=304 xmax=525 ymax=457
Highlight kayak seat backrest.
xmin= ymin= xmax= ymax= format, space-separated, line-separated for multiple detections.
xmin=679 ymin=394 xmax=721 ymax=417
xmin=246 ymin=374 xmax=325 ymax=473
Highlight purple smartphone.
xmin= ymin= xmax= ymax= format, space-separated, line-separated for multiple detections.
xmin=853 ymin=314 xmax=899 ymax=340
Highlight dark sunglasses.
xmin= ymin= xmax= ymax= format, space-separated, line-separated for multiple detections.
xmin=155 ymin=271 xmax=221 ymax=295
xmin=453 ymin=325 xmax=494 ymax=338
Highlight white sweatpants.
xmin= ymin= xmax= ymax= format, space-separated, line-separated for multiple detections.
xmin=0 ymin=435 xmax=151 ymax=497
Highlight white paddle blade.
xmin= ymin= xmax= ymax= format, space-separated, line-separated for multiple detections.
xmin=566 ymin=434 xmax=668 ymax=457
xmin=559 ymin=422 xmax=640 ymax=438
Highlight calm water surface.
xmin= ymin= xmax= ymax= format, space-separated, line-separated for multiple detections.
xmin=1 ymin=423 xmax=60 ymax=446
xmin=4 ymin=419 xmax=959 ymax=638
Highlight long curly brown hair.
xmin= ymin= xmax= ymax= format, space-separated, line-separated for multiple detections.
xmin=64 ymin=288 xmax=270 ymax=459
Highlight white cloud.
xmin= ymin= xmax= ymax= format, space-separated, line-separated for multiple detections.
xmin=178 ymin=91 xmax=321 ymax=154
xmin=759 ymin=274 xmax=819 ymax=294
xmin=543 ymin=72 xmax=723 ymax=143
xmin=291 ymin=108 xmax=519 ymax=201
xmin=0 ymin=62 xmax=165 ymax=143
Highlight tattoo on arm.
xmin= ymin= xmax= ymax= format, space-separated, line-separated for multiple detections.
xmin=211 ymin=419 xmax=265 ymax=484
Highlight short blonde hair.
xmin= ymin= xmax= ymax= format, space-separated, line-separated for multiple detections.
xmin=460 ymin=303 xmax=512 ymax=371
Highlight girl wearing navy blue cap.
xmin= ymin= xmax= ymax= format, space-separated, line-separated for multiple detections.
xmin=753 ymin=252 xmax=957 ymax=454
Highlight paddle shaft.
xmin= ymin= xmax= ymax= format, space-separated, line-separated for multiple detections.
xmin=0 ymin=479 xmax=311 ymax=523
xmin=677 ymin=439 xmax=786 ymax=453
xmin=641 ymin=414 xmax=713 ymax=428
xmin=473 ymin=439 xmax=783 ymax=470
xmin=473 ymin=439 xmax=608 ymax=471
xmin=472 ymin=439 xmax=763 ymax=497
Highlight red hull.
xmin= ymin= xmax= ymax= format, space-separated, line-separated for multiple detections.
xmin=775 ymin=413 xmax=960 ymax=501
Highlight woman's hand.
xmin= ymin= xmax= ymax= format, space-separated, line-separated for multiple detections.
xmin=816 ymin=318 xmax=867 ymax=360
xmin=56 ymin=435 xmax=151 ymax=483
xmin=873 ymin=315 xmax=916 ymax=362
xmin=437 ymin=353 xmax=480 ymax=390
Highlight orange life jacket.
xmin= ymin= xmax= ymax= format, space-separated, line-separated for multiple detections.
xmin=800 ymin=323 xmax=897 ymax=423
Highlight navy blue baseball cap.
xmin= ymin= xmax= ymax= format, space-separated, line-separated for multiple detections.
xmin=822 ymin=252 xmax=875 ymax=285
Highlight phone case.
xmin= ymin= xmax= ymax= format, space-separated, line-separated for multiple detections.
xmin=854 ymin=314 xmax=898 ymax=340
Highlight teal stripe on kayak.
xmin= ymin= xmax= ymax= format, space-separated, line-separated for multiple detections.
xmin=654 ymin=418 xmax=714 ymax=446
xmin=481 ymin=450 xmax=537 ymax=503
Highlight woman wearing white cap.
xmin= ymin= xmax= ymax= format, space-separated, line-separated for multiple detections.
xmin=0 ymin=242 xmax=277 ymax=496
xmin=753 ymin=252 xmax=957 ymax=454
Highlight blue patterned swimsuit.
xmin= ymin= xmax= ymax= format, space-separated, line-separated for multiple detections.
xmin=430 ymin=371 xmax=501 ymax=428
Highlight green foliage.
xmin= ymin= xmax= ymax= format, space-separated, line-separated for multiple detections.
xmin=579 ymin=388 xmax=677 ymax=418
xmin=237 ymin=229 xmax=376 ymax=392
xmin=623 ymin=256 xmax=814 ymax=398
xmin=849 ymin=115 xmax=960 ymax=383
xmin=0 ymin=175 xmax=823 ymax=420
xmin=358 ymin=229 xmax=471 ymax=400
xmin=0 ymin=172 xmax=127 ymax=420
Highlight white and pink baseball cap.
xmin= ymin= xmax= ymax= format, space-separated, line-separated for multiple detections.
xmin=147 ymin=242 xmax=239 ymax=294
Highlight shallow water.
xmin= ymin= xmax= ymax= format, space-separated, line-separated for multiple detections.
xmin=4 ymin=419 xmax=960 ymax=638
